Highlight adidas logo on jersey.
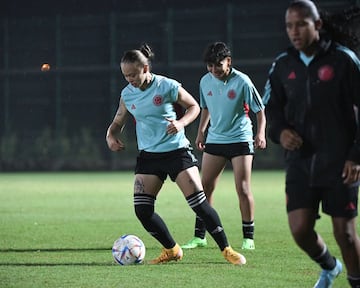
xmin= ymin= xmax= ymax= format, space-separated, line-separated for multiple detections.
xmin=288 ymin=71 xmax=296 ymax=79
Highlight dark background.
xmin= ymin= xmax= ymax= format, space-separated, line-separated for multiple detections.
xmin=0 ymin=0 xmax=358 ymax=170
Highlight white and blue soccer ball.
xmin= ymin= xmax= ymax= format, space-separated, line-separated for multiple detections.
xmin=112 ymin=234 xmax=146 ymax=265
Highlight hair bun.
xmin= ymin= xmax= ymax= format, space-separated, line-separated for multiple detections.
xmin=140 ymin=43 xmax=155 ymax=60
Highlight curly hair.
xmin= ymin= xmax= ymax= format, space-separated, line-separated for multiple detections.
xmin=320 ymin=6 xmax=360 ymax=53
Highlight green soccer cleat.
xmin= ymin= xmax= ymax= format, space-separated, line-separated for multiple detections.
xmin=241 ymin=238 xmax=255 ymax=250
xmin=181 ymin=237 xmax=207 ymax=249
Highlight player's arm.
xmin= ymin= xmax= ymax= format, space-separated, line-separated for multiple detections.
xmin=344 ymin=58 xmax=360 ymax=184
xmin=166 ymin=86 xmax=200 ymax=135
xmin=195 ymin=108 xmax=210 ymax=151
xmin=254 ymin=109 xmax=267 ymax=149
xmin=106 ymin=98 xmax=129 ymax=151
xmin=265 ymin=65 xmax=297 ymax=146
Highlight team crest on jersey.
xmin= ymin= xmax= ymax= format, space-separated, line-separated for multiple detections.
xmin=228 ymin=89 xmax=236 ymax=99
xmin=318 ymin=65 xmax=334 ymax=82
xmin=153 ymin=95 xmax=163 ymax=106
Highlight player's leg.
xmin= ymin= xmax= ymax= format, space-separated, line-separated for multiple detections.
xmin=288 ymin=208 xmax=337 ymax=269
xmin=176 ymin=166 xmax=246 ymax=264
xmin=332 ymin=216 xmax=360 ymax=287
xmin=201 ymin=152 xmax=227 ymax=204
xmin=327 ymin=182 xmax=360 ymax=287
xmin=133 ymin=174 xmax=174 ymax=247
xmin=288 ymin=208 xmax=323 ymax=255
xmin=182 ymin=153 xmax=226 ymax=249
xmin=288 ymin=208 xmax=342 ymax=287
xmin=231 ymin=154 xmax=255 ymax=249
xmin=286 ymin=162 xmax=342 ymax=285
xmin=133 ymin=173 xmax=183 ymax=264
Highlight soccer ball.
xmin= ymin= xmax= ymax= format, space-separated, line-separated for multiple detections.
xmin=112 ymin=234 xmax=146 ymax=265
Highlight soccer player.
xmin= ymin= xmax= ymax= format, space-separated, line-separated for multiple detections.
xmin=263 ymin=1 xmax=360 ymax=287
xmin=182 ymin=42 xmax=266 ymax=250
xmin=106 ymin=43 xmax=246 ymax=265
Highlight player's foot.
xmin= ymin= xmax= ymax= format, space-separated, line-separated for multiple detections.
xmin=222 ymin=246 xmax=246 ymax=265
xmin=313 ymin=258 xmax=342 ymax=288
xmin=149 ymin=243 xmax=183 ymax=264
xmin=181 ymin=237 xmax=207 ymax=249
xmin=241 ymin=238 xmax=255 ymax=250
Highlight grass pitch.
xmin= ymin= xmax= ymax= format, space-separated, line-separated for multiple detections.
xmin=0 ymin=171 xmax=351 ymax=287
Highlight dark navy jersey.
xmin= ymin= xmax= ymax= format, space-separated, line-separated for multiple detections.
xmin=264 ymin=38 xmax=360 ymax=185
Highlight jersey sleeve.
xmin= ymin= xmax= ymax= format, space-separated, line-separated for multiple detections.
xmin=346 ymin=51 xmax=360 ymax=162
xmin=199 ymin=77 xmax=207 ymax=109
xmin=245 ymin=80 xmax=264 ymax=114
xmin=168 ymin=78 xmax=181 ymax=103
xmin=263 ymin=59 xmax=291 ymax=144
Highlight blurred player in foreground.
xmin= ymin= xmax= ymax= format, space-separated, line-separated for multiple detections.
xmin=263 ymin=1 xmax=360 ymax=287
xmin=182 ymin=42 xmax=266 ymax=251
xmin=106 ymin=43 xmax=246 ymax=265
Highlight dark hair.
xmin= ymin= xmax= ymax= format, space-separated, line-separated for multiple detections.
xmin=321 ymin=6 xmax=360 ymax=53
xmin=121 ymin=43 xmax=155 ymax=66
xmin=288 ymin=1 xmax=360 ymax=53
xmin=203 ymin=42 xmax=231 ymax=64
xmin=288 ymin=0 xmax=320 ymax=21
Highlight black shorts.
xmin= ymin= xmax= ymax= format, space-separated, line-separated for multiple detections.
xmin=135 ymin=147 xmax=198 ymax=182
xmin=286 ymin=165 xmax=359 ymax=218
xmin=204 ymin=142 xmax=254 ymax=160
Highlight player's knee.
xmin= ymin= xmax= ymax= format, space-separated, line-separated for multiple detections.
xmin=134 ymin=204 xmax=154 ymax=222
xmin=133 ymin=194 xmax=155 ymax=222
xmin=334 ymin=228 xmax=356 ymax=248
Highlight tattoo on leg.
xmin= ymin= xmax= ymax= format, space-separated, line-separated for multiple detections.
xmin=134 ymin=178 xmax=145 ymax=194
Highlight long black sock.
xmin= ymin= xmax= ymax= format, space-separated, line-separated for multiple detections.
xmin=194 ymin=216 xmax=206 ymax=239
xmin=134 ymin=193 xmax=175 ymax=249
xmin=186 ymin=191 xmax=228 ymax=250
xmin=242 ymin=220 xmax=254 ymax=239
xmin=312 ymin=245 xmax=336 ymax=270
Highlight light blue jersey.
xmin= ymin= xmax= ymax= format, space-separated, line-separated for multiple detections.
xmin=200 ymin=68 xmax=264 ymax=144
xmin=121 ymin=74 xmax=190 ymax=152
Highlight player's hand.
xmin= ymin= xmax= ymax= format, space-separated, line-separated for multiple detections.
xmin=280 ymin=129 xmax=303 ymax=151
xmin=165 ymin=117 xmax=183 ymax=135
xmin=342 ymin=160 xmax=360 ymax=185
xmin=254 ymin=134 xmax=266 ymax=149
xmin=106 ymin=135 xmax=125 ymax=152
xmin=195 ymin=133 xmax=206 ymax=151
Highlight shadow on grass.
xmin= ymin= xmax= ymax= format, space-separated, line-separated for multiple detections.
xmin=0 ymin=262 xmax=115 ymax=266
xmin=0 ymin=247 xmax=111 ymax=252
xmin=0 ymin=248 xmax=115 ymax=266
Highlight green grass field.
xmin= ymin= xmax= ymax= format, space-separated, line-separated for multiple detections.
xmin=0 ymin=170 xmax=351 ymax=287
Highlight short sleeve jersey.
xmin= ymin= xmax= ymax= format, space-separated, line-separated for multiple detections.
xmin=199 ymin=68 xmax=264 ymax=144
xmin=121 ymin=74 xmax=190 ymax=152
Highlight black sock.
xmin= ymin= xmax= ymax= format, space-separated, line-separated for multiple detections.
xmin=242 ymin=220 xmax=254 ymax=239
xmin=348 ymin=275 xmax=360 ymax=288
xmin=186 ymin=191 xmax=228 ymax=250
xmin=134 ymin=193 xmax=175 ymax=249
xmin=312 ymin=245 xmax=336 ymax=270
xmin=194 ymin=215 xmax=206 ymax=239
